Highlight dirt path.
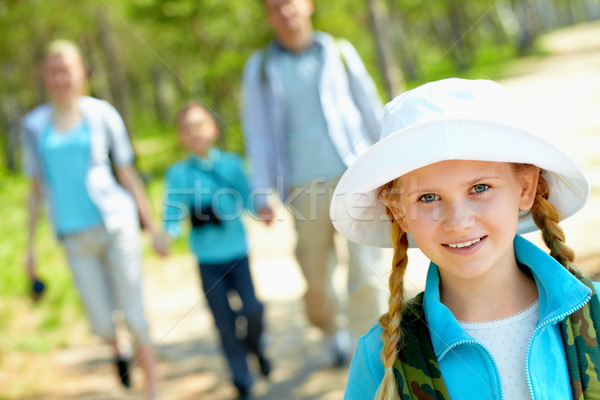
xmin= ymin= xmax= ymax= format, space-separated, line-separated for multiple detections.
xmin=501 ymin=23 xmax=600 ymax=267
xmin=2 ymin=22 xmax=600 ymax=400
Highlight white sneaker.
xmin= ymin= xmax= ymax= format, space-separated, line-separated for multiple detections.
xmin=326 ymin=329 xmax=352 ymax=367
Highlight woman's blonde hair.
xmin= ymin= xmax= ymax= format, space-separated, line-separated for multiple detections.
xmin=374 ymin=165 xmax=579 ymax=399
xmin=46 ymin=39 xmax=83 ymax=61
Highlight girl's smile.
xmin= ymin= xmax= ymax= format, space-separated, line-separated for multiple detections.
xmin=442 ymin=235 xmax=486 ymax=253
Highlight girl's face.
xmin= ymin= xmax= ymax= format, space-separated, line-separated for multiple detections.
xmin=44 ymin=51 xmax=86 ymax=104
xmin=390 ymin=160 xmax=538 ymax=286
xmin=178 ymin=106 xmax=219 ymax=158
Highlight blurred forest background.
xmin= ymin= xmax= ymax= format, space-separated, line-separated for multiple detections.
xmin=0 ymin=0 xmax=599 ymax=396
xmin=2 ymin=0 xmax=600 ymax=167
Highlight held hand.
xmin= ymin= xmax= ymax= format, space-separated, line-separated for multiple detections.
xmin=152 ymin=233 xmax=169 ymax=257
xmin=258 ymin=206 xmax=275 ymax=226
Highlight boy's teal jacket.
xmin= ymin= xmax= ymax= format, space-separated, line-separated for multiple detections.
xmin=345 ymin=235 xmax=597 ymax=399
xmin=163 ymin=149 xmax=252 ymax=264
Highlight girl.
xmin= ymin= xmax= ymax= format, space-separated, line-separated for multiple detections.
xmin=330 ymin=78 xmax=597 ymax=399
xmin=22 ymin=40 xmax=164 ymax=399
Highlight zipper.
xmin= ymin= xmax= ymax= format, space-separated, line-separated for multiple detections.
xmin=524 ymin=294 xmax=591 ymax=399
xmin=439 ymin=339 xmax=504 ymax=400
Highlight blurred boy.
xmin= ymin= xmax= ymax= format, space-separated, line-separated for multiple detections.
xmin=162 ymin=102 xmax=270 ymax=400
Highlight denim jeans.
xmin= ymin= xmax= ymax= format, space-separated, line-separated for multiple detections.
xmin=199 ymin=256 xmax=265 ymax=392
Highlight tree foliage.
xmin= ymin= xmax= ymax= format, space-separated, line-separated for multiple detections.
xmin=1 ymin=0 xmax=599 ymax=170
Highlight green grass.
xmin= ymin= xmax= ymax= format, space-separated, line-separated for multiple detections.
xmin=0 ymin=171 xmax=64 ymax=295
xmin=0 ymin=126 xmax=190 ymax=358
xmin=0 ymin=167 xmax=87 ymax=356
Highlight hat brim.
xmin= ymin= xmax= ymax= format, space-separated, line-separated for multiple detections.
xmin=330 ymin=119 xmax=590 ymax=248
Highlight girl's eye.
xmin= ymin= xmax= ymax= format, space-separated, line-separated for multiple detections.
xmin=419 ymin=193 xmax=439 ymax=203
xmin=471 ymin=184 xmax=489 ymax=194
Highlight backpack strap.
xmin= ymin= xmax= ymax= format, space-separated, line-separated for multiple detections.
xmin=260 ymin=47 xmax=269 ymax=86
xmin=393 ymin=293 xmax=451 ymax=399
xmin=559 ymin=276 xmax=600 ymax=400
xmin=334 ymin=38 xmax=349 ymax=75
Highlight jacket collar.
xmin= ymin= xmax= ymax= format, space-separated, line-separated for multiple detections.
xmin=268 ymin=31 xmax=329 ymax=57
xmin=423 ymin=235 xmax=591 ymax=359
xmin=188 ymin=148 xmax=220 ymax=169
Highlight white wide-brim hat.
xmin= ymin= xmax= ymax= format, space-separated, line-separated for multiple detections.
xmin=330 ymin=78 xmax=590 ymax=248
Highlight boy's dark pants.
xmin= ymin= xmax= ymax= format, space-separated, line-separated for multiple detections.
xmin=199 ymin=256 xmax=265 ymax=392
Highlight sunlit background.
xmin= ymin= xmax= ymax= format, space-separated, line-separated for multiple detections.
xmin=1 ymin=0 xmax=599 ymax=398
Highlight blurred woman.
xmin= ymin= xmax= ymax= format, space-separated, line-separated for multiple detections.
xmin=21 ymin=39 xmax=164 ymax=400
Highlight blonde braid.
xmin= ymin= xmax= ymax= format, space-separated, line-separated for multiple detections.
xmin=530 ymin=173 xmax=580 ymax=276
xmin=375 ymin=183 xmax=409 ymax=400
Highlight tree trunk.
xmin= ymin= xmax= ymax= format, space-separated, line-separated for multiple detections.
xmin=97 ymin=7 xmax=131 ymax=134
xmin=32 ymin=27 xmax=47 ymax=106
xmin=81 ymin=36 xmax=110 ymax=101
xmin=152 ymin=65 xmax=170 ymax=125
xmin=366 ymin=0 xmax=404 ymax=100
xmin=570 ymin=0 xmax=590 ymax=23
xmin=446 ymin=0 xmax=471 ymax=71
xmin=1 ymin=96 xmax=22 ymax=172
xmin=386 ymin=0 xmax=419 ymax=82
xmin=535 ymin=0 xmax=560 ymax=30
xmin=487 ymin=6 xmax=512 ymax=45
xmin=585 ymin=0 xmax=600 ymax=20
xmin=513 ymin=0 xmax=540 ymax=54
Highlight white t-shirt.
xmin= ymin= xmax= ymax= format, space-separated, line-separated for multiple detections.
xmin=458 ymin=299 xmax=540 ymax=400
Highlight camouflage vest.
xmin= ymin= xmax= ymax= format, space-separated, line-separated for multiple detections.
xmin=393 ymin=277 xmax=600 ymax=400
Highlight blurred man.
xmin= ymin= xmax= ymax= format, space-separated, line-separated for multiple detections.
xmin=242 ymin=0 xmax=385 ymax=366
